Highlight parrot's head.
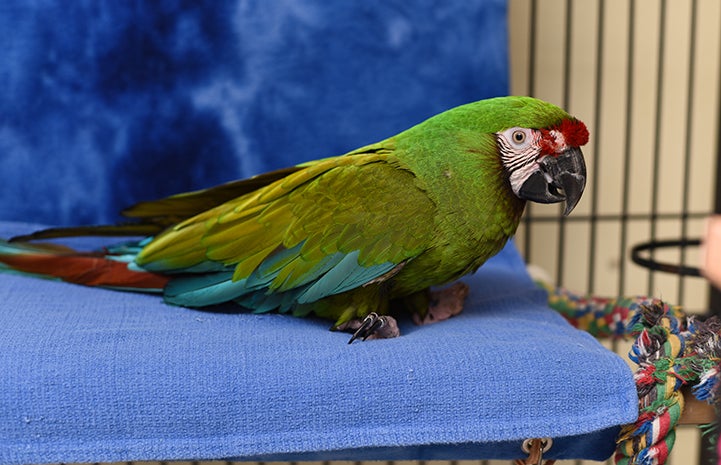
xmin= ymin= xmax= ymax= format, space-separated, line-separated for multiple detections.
xmin=495 ymin=110 xmax=589 ymax=216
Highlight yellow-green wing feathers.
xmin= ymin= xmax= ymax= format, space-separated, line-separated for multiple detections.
xmin=135 ymin=152 xmax=436 ymax=310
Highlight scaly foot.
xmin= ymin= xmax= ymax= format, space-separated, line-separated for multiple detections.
xmin=412 ymin=282 xmax=469 ymax=325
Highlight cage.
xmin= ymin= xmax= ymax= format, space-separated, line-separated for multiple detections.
xmin=511 ymin=0 xmax=721 ymax=464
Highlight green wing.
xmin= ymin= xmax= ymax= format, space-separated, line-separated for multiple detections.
xmin=135 ymin=152 xmax=436 ymax=310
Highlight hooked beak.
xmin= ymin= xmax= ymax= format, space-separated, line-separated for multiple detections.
xmin=518 ymin=147 xmax=586 ymax=216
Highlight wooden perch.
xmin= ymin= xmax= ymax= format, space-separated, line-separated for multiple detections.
xmin=679 ymin=386 xmax=716 ymax=425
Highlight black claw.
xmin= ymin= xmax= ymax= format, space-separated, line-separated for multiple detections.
xmin=363 ymin=316 xmax=386 ymax=341
xmin=348 ymin=312 xmax=385 ymax=344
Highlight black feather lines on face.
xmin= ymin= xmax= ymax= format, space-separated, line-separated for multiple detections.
xmin=495 ymin=131 xmax=539 ymax=175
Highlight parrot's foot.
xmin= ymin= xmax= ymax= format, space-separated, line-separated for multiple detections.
xmin=412 ymin=282 xmax=469 ymax=325
xmin=336 ymin=312 xmax=400 ymax=343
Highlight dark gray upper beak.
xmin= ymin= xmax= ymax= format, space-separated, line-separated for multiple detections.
xmin=518 ymin=147 xmax=586 ymax=216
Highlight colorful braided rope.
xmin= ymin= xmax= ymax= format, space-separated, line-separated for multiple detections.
xmin=537 ymin=281 xmax=685 ymax=339
xmin=538 ymin=283 xmax=720 ymax=465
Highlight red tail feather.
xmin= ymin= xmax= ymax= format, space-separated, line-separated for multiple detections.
xmin=0 ymin=252 xmax=170 ymax=290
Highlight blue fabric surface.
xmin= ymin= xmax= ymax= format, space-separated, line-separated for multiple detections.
xmin=0 ymin=221 xmax=638 ymax=464
xmin=0 ymin=0 xmax=507 ymax=226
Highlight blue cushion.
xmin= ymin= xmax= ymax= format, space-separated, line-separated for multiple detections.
xmin=0 ymin=221 xmax=637 ymax=464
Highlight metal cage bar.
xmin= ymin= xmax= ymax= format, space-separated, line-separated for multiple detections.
xmin=511 ymin=0 xmax=721 ymax=463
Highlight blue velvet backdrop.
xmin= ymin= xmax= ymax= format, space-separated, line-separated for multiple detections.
xmin=0 ymin=0 xmax=508 ymax=226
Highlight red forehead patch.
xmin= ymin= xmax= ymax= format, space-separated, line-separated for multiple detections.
xmin=557 ymin=118 xmax=589 ymax=147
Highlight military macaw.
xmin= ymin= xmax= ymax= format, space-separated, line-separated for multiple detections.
xmin=1 ymin=96 xmax=588 ymax=342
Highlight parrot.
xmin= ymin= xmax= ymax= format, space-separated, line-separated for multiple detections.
xmin=0 ymin=96 xmax=588 ymax=342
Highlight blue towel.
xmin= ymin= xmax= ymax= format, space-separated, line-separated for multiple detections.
xmin=0 ymin=221 xmax=637 ymax=464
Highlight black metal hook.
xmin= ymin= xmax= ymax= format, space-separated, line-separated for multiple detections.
xmin=630 ymin=238 xmax=702 ymax=277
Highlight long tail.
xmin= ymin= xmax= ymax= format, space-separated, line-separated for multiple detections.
xmin=0 ymin=240 xmax=170 ymax=292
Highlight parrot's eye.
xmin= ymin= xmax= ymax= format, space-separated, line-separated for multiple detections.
xmin=512 ymin=130 xmax=526 ymax=144
xmin=498 ymin=127 xmax=534 ymax=151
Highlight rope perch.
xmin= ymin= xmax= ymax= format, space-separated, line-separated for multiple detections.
xmin=539 ymin=283 xmax=720 ymax=465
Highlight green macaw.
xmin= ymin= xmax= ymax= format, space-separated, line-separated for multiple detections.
xmin=1 ymin=96 xmax=588 ymax=342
